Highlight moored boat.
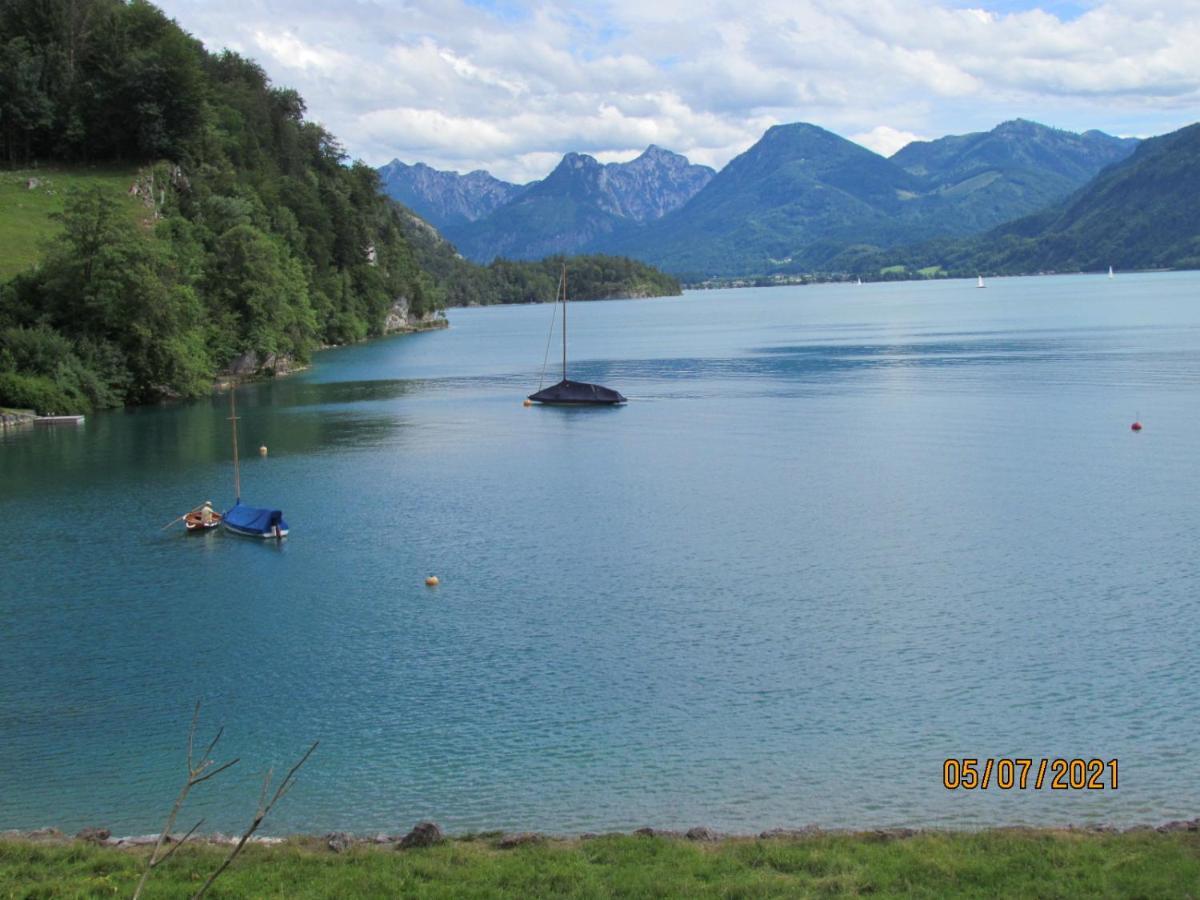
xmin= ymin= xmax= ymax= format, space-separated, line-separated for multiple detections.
xmin=221 ymin=502 xmax=287 ymax=538
xmin=222 ymin=390 xmax=288 ymax=539
xmin=184 ymin=509 xmax=222 ymax=532
xmin=528 ymin=265 xmax=626 ymax=406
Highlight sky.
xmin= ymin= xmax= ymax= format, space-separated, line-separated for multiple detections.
xmin=154 ymin=0 xmax=1200 ymax=183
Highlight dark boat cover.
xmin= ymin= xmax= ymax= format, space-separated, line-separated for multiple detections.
xmin=223 ymin=502 xmax=287 ymax=535
xmin=528 ymin=379 xmax=626 ymax=405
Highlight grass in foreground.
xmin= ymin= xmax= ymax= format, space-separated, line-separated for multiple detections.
xmin=2 ymin=829 xmax=1199 ymax=899
xmin=0 ymin=166 xmax=141 ymax=281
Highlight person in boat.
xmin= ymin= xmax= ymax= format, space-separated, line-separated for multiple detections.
xmin=200 ymin=500 xmax=216 ymax=525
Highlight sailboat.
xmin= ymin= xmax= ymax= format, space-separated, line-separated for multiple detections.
xmin=220 ymin=389 xmax=288 ymax=538
xmin=527 ymin=266 xmax=626 ymax=406
xmin=856 ymin=277 xmax=863 ymax=286
xmin=1108 ymin=265 xmax=1115 ymax=279
xmin=977 ymin=274 xmax=986 ymax=289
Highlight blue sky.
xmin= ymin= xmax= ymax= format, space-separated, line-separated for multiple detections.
xmin=155 ymin=0 xmax=1200 ymax=182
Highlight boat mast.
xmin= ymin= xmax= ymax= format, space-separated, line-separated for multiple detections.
xmin=230 ymin=389 xmax=241 ymax=503
xmin=561 ymin=264 xmax=568 ymax=382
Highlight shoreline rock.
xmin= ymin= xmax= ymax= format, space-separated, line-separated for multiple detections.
xmin=5 ymin=816 xmax=1198 ymax=850
xmin=0 ymin=408 xmax=37 ymax=428
xmin=212 ymin=304 xmax=448 ymax=392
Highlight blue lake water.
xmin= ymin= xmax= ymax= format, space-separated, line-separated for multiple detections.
xmin=2 ymin=273 xmax=1199 ymax=836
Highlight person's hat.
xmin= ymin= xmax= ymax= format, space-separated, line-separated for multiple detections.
xmin=204 ymin=500 xmax=212 ymax=506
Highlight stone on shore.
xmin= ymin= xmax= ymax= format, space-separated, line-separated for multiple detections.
xmin=685 ymin=827 xmax=720 ymax=842
xmin=1156 ymin=818 xmax=1199 ymax=833
xmin=759 ymin=826 xmax=822 ymax=839
xmin=325 ymin=831 xmax=354 ymax=853
xmin=396 ymin=822 xmax=443 ymax=849
xmin=634 ymin=827 xmax=683 ymax=838
xmin=497 ymin=832 xmax=544 ymax=849
xmin=75 ymin=827 xmax=111 ymax=843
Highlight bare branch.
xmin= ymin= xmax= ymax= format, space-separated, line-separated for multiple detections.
xmin=155 ymin=819 xmax=205 ymax=866
xmin=268 ymin=742 xmax=319 ymax=808
xmin=191 ymin=757 xmax=240 ymax=787
xmin=198 ymin=726 xmax=225 ymax=773
xmin=191 ymin=741 xmax=319 ymax=899
xmin=133 ymin=702 xmax=237 ymax=900
xmin=186 ymin=700 xmax=201 ymax=773
xmin=257 ymin=768 xmax=272 ymax=817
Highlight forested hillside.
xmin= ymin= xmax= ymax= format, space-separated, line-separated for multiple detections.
xmin=0 ymin=0 xmax=437 ymax=414
xmin=831 ymin=121 xmax=1200 ymax=277
xmin=396 ymin=209 xmax=680 ymax=306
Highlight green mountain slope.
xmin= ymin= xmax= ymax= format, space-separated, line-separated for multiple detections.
xmin=450 ymin=153 xmax=630 ymax=261
xmin=602 ymin=120 xmax=1139 ymax=279
xmin=891 ymin=119 xmax=1138 ymax=234
xmin=870 ymin=122 xmax=1200 ymax=275
xmin=603 ymin=123 xmax=923 ymax=277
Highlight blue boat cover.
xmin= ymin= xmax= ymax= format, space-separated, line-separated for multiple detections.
xmin=223 ymin=502 xmax=287 ymax=535
xmin=528 ymin=379 xmax=626 ymax=405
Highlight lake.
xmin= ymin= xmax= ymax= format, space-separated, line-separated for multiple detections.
xmin=2 ymin=273 xmax=1198 ymax=836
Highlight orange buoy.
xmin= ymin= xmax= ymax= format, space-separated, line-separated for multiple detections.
xmin=523 ymin=399 xmax=532 ymax=407
xmin=425 ymin=575 xmax=439 ymax=587
xmin=1131 ymin=421 xmax=1143 ymax=432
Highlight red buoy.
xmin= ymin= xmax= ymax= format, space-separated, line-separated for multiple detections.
xmin=1131 ymin=421 xmax=1143 ymax=432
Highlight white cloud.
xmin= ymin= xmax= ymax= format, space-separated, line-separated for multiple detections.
xmin=154 ymin=0 xmax=1200 ymax=182
xmin=851 ymin=126 xmax=929 ymax=156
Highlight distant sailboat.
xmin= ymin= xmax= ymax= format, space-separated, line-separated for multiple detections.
xmin=977 ymin=275 xmax=986 ymax=289
xmin=1108 ymin=265 xmax=1115 ymax=279
xmin=527 ymin=266 xmax=626 ymax=406
xmin=856 ymin=277 xmax=863 ymax=286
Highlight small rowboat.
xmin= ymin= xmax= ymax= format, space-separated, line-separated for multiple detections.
xmin=184 ymin=510 xmax=222 ymax=532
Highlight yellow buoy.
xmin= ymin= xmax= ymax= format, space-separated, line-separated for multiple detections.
xmin=259 ymin=445 xmax=268 ymax=456
xmin=523 ymin=399 xmax=532 ymax=407
xmin=425 ymin=575 xmax=439 ymax=587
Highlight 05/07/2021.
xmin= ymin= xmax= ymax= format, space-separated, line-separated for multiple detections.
xmin=943 ymin=758 xmax=1118 ymax=790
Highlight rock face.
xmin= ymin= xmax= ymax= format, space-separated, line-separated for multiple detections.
xmin=397 ymin=822 xmax=443 ymax=849
xmin=378 ymin=160 xmax=524 ymax=231
xmin=383 ymin=297 xmax=448 ymax=335
xmin=0 ymin=409 xmax=36 ymax=428
xmin=429 ymin=145 xmax=715 ymax=263
xmin=223 ymin=351 xmax=300 ymax=378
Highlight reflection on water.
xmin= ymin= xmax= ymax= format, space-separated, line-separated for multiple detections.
xmin=3 ymin=273 xmax=1200 ymax=836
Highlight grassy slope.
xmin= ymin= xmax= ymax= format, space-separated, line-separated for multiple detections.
xmin=0 ymin=166 xmax=142 ymax=281
xmin=3 ymin=830 xmax=1199 ymax=898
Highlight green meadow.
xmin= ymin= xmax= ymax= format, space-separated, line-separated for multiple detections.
xmin=3 ymin=829 xmax=1198 ymax=898
xmin=0 ymin=166 xmax=141 ymax=282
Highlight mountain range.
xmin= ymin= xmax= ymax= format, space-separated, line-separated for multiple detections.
xmin=379 ymin=120 xmax=1143 ymax=278
xmin=375 ymin=160 xmax=523 ymax=231
xmin=379 ymin=146 xmax=714 ymax=261
xmin=876 ymin=121 xmax=1200 ymax=276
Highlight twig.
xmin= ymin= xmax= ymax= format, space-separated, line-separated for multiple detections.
xmin=155 ymin=818 xmax=204 ymax=865
xmin=192 ymin=741 xmax=319 ymax=899
xmin=132 ymin=702 xmax=239 ymax=900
